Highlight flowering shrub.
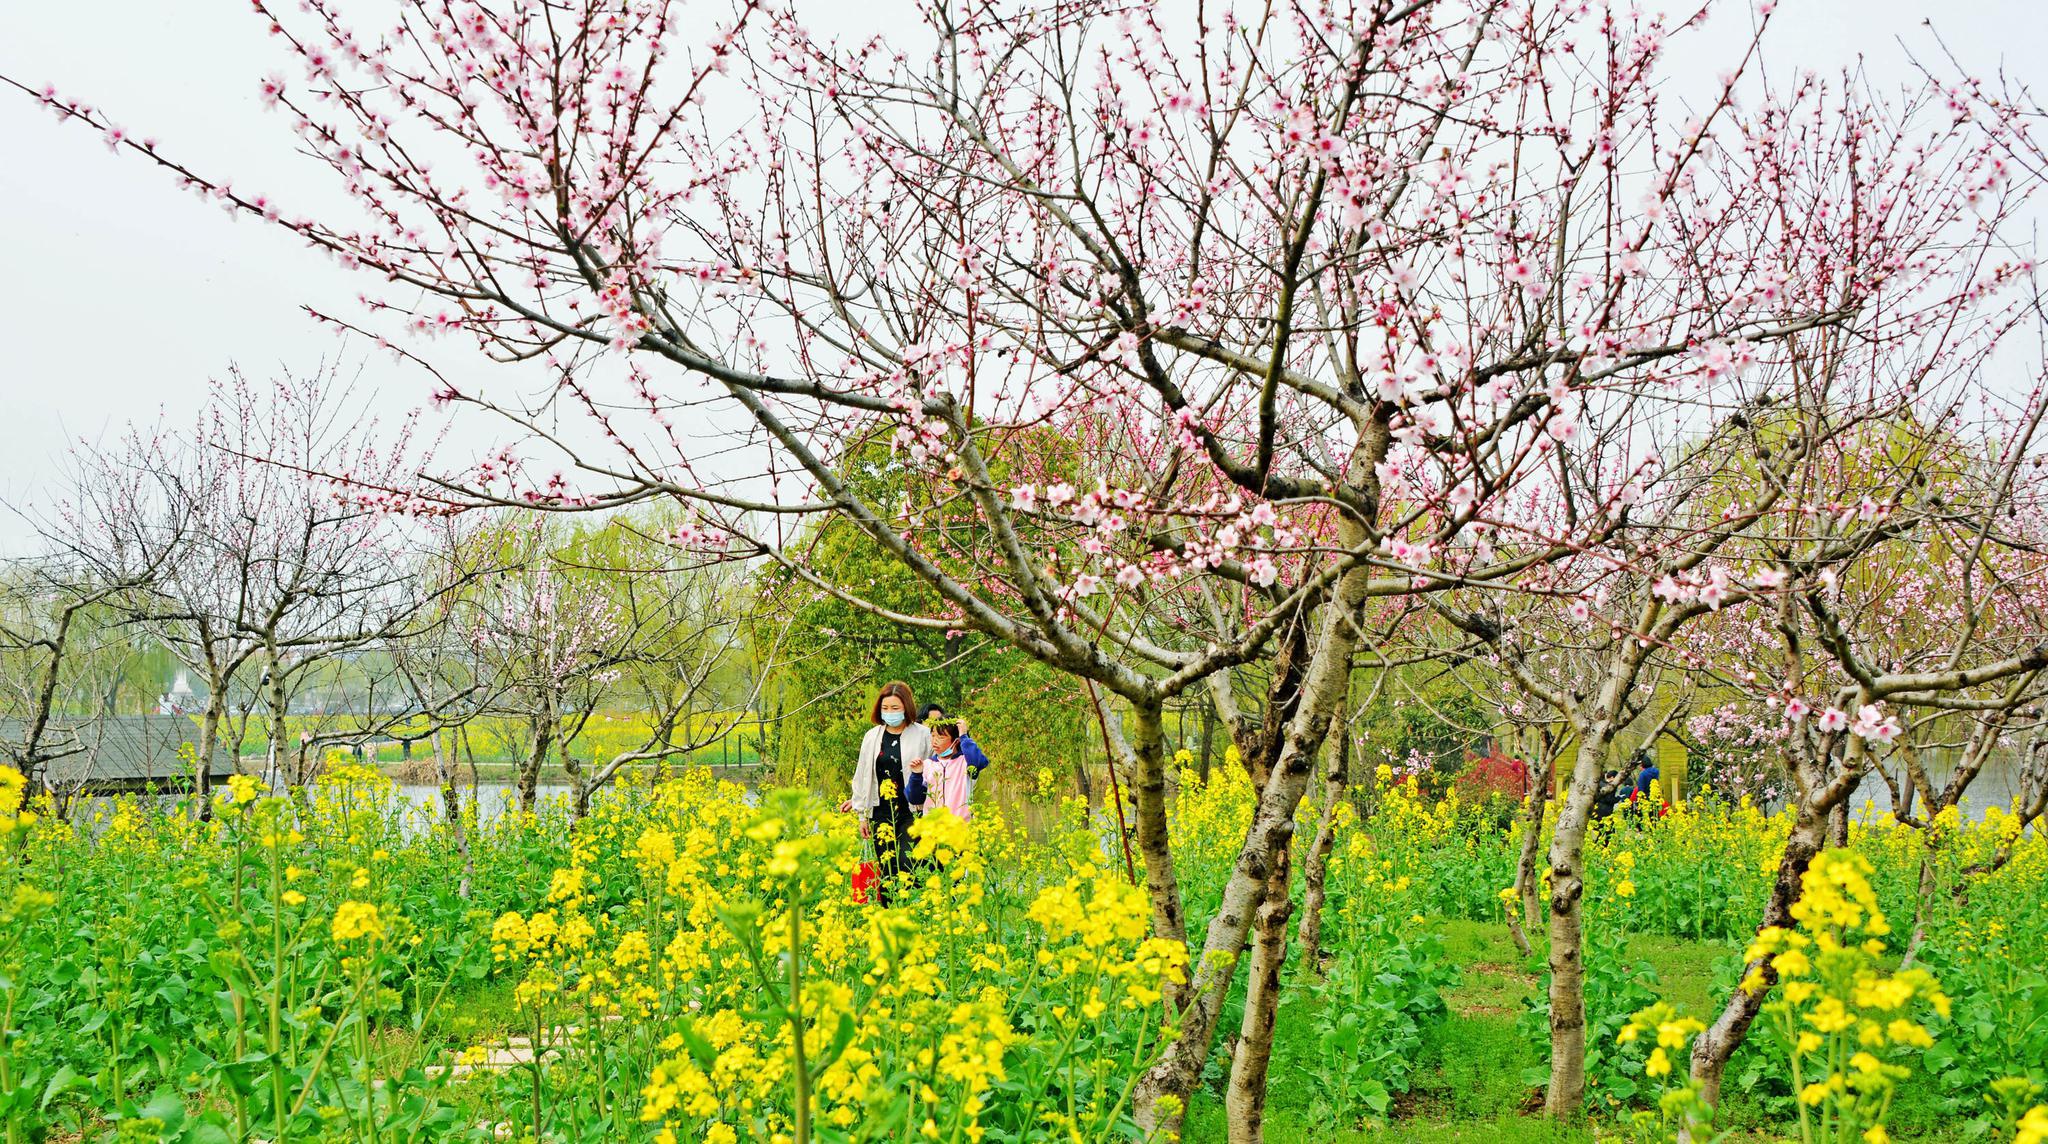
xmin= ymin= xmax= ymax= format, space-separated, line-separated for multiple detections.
xmin=1454 ymin=752 xmax=1532 ymax=804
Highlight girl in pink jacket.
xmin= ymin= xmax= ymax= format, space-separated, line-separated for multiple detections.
xmin=906 ymin=720 xmax=991 ymax=821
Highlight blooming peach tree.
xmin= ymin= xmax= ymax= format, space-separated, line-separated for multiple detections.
xmin=12 ymin=0 xmax=2044 ymax=1130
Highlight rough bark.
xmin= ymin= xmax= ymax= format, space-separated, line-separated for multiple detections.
xmin=434 ymin=729 xmax=474 ymax=899
xmin=1227 ymin=837 xmax=1299 ymax=1144
xmin=518 ymin=709 xmax=553 ymax=815
xmin=1297 ymin=704 xmax=1352 ymax=971
xmin=1136 ymin=547 xmax=1372 ymax=1136
xmin=1506 ymin=736 xmax=1556 ymax=958
xmin=1542 ymin=725 xmax=1615 ymax=1118
xmin=263 ymin=646 xmax=289 ymax=787
xmin=1221 ymin=610 xmax=1318 ymax=1144
xmin=1126 ymin=701 xmax=1190 ymax=959
xmin=567 ymin=753 xmax=590 ymax=821
xmin=1688 ymin=804 xmax=1828 ymax=1105
xmin=195 ymin=698 xmax=225 ymax=820
xmin=1689 ymin=720 xmax=1869 ymax=1105
xmin=1230 ymin=675 xmax=1309 ymax=1132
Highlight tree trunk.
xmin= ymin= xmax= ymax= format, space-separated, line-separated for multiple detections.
xmin=264 ymin=651 xmax=289 ymax=788
xmin=1542 ymin=728 xmax=1614 ymax=1118
xmin=1226 ymin=833 xmax=1300 ymax=1144
xmin=1217 ymin=610 xmax=1319 ymax=1144
xmin=1132 ymin=404 xmax=1387 ymax=1133
xmin=1297 ymin=709 xmax=1352 ymax=971
xmin=1900 ymin=839 xmax=1940 ymax=969
xmin=1689 ymin=803 xmax=1827 ymax=1105
xmin=435 ymin=729 xmax=474 ymax=899
xmin=1507 ymin=743 xmax=1555 ymax=958
xmin=1137 ymin=719 xmax=1338 ymax=1134
xmin=1125 ymin=701 xmax=1189 ymax=954
xmin=1199 ymin=698 xmax=1216 ymax=783
xmin=195 ymin=699 xmax=225 ymax=820
xmin=519 ymin=711 xmax=552 ymax=815
xmin=1826 ymin=799 xmax=1850 ymax=848
xmin=569 ymin=757 xmax=591 ymax=821
xmin=1140 ymin=580 xmax=1364 ymax=1136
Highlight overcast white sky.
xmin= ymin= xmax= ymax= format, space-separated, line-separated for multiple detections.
xmin=0 ymin=1 xmax=2041 ymax=553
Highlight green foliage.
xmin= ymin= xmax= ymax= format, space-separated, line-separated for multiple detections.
xmin=1297 ymin=921 xmax=1460 ymax=1130
xmin=1518 ymin=923 xmax=1665 ymax=1109
xmin=754 ymin=444 xmax=1098 ymax=801
xmin=1354 ymin=669 xmax=1492 ymax=797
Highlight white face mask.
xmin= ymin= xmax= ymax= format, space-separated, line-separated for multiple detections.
xmin=880 ymin=709 xmax=905 ymax=728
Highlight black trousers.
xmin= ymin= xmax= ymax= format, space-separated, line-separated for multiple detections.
xmin=871 ymin=803 xmax=918 ymax=905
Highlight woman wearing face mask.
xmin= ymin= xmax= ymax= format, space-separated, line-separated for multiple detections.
xmin=839 ymin=680 xmax=929 ymax=902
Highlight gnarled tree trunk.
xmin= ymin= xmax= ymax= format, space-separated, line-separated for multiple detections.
xmin=1297 ymin=703 xmax=1352 ymax=972
xmin=1506 ymin=733 xmax=1556 ymax=958
xmin=518 ymin=704 xmax=554 ymax=815
xmin=1138 ymin=512 xmax=1376 ymax=1139
xmin=1691 ymin=725 xmax=1867 ymax=1105
xmin=1542 ymin=723 xmax=1616 ymax=1118
xmin=1222 ymin=595 xmax=1363 ymax=1142
xmin=1688 ymin=802 xmax=1828 ymax=1105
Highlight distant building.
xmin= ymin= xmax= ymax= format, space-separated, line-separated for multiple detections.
xmin=0 ymin=714 xmax=236 ymax=796
xmin=157 ymin=669 xmax=207 ymax=715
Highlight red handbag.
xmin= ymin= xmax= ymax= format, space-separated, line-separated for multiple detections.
xmin=850 ymin=860 xmax=880 ymax=904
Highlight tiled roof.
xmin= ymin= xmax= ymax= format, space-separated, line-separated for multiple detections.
xmin=0 ymin=714 xmax=235 ymax=788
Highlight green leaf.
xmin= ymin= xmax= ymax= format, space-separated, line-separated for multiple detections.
xmin=814 ymin=1011 xmax=859 ymax=1075
xmin=139 ymin=1088 xmax=187 ymax=1126
xmin=39 ymin=1066 xmax=76 ymax=1112
xmin=677 ymin=1016 xmax=719 ymax=1070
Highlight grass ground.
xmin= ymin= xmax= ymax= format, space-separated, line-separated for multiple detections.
xmin=1183 ymin=918 xmax=1764 ymax=1143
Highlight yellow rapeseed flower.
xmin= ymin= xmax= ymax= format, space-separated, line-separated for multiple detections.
xmin=330 ymin=901 xmax=384 ymax=945
xmin=2015 ymin=1105 xmax=2048 ymax=1144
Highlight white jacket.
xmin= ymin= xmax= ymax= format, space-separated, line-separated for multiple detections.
xmin=850 ymin=722 xmax=931 ymax=816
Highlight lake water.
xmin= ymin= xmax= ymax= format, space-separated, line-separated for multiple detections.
xmin=394 ymin=782 xmax=574 ymax=824
xmin=1841 ymin=753 xmax=2035 ymax=821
